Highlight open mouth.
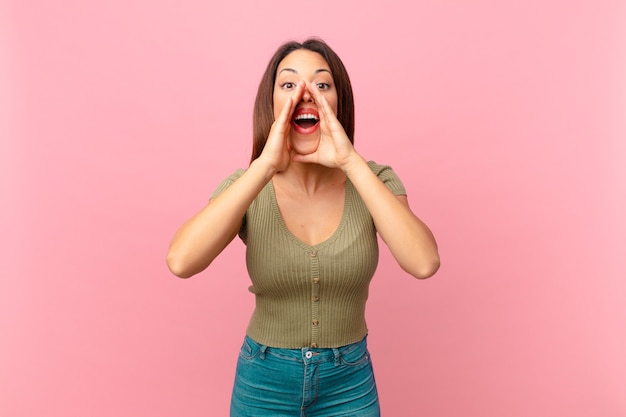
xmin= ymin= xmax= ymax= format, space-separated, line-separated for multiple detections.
xmin=292 ymin=108 xmax=320 ymax=133
xmin=294 ymin=113 xmax=320 ymax=129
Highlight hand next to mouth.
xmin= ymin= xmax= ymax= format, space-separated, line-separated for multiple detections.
xmin=291 ymin=82 xmax=359 ymax=170
xmin=259 ymin=80 xmax=308 ymax=173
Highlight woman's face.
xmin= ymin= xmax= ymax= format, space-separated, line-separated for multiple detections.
xmin=273 ymin=49 xmax=338 ymax=155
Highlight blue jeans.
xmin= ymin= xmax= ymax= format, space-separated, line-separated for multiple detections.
xmin=230 ymin=335 xmax=380 ymax=417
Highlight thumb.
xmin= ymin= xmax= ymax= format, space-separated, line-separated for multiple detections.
xmin=291 ymin=152 xmax=319 ymax=164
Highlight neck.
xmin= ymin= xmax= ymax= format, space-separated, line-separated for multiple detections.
xmin=277 ymin=163 xmax=345 ymax=195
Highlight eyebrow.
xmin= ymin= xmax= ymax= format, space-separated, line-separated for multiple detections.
xmin=278 ymin=68 xmax=331 ymax=75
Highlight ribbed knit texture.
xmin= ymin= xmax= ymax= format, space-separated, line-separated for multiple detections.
xmin=211 ymin=161 xmax=406 ymax=348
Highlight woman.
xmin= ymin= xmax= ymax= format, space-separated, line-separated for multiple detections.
xmin=167 ymin=38 xmax=440 ymax=416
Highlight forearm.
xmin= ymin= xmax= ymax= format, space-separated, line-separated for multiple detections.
xmin=166 ymin=159 xmax=276 ymax=278
xmin=343 ymin=155 xmax=440 ymax=279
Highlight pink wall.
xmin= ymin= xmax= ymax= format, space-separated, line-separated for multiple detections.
xmin=3 ymin=0 xmax=625 ymax=416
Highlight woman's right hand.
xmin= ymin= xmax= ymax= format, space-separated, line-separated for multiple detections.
xmin=257 ymin=80 xmax=305 ymax=172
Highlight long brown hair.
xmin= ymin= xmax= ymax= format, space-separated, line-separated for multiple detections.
xmin=250 ymin=38 xmax=355 ymax=164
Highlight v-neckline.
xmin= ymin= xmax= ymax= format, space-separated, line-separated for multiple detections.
xmin=268 ymin=179 xmax=352 ymax=250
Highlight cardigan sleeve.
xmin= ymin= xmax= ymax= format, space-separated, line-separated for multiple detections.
xmin=210 ymin=168 xmax=248 ymax=242
xmin=210 ymin=168 xmax=246 ymax=199
xmin=367 ymin=161 xmax=407 ymax=196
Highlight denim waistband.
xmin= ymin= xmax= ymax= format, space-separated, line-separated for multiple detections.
xmin=243 ymin=335 xmax=368 ymax=364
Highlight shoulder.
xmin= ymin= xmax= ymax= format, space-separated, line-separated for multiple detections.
xmin=366 ymin=161 xmax=407 ymax=196
xmin=367 ymin=160 xmax=394 ymax=176
xmin=210 ymin=168 xmax=246 ymax=199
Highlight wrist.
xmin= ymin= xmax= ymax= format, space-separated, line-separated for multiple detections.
xmin=339 ymin=152 xmax=366 ymax=177
xmin=249 ymin=157 xmax=279 ymax=181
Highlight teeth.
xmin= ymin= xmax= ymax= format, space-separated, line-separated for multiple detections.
xmin=295 ymin=114 xmax=319 ymax=121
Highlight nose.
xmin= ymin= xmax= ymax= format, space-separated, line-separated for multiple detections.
xmin=301 ymin=88 xmax=314 ymax=103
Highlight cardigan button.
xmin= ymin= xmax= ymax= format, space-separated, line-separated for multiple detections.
xmin=311 ymin=343 xmax=318 ymax=348
xmin=312 ymin=296 xmax=319 ymax=302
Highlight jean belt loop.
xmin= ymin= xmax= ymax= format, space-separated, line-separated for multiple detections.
xmin=332 ymin=347 xmax=341 ymax=366
xmin=259 ymin=345 xmax=268 ymax=360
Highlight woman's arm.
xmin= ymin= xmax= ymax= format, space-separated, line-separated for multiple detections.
xmin=343 ymin=157 xmax=440 ymax=279
xmin=166 ymin=159 xmax=276 ymax=278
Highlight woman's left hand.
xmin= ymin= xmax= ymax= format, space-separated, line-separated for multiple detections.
xmin=291 ymin=82 xmax=360 ymax=170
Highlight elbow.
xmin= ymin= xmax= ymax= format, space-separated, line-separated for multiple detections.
xmin=166 ymin=244 xmax=217 ymax=279
xmin=166 ymin=252 xmax=196 ymax=279
xmin=407 ymin=255 xmax=440 ymax=280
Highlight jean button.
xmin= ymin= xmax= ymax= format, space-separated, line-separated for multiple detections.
xmin=305 ymin=351 xmax=313 ymax=359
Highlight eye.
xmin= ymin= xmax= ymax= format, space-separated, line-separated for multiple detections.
xmin=280 ymin=82 xmax=296 ymax=90
xmin=316 ymin=82 xmax=331 ymax=90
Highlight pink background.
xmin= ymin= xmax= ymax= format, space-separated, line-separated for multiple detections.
xmin=2 ymin=0 xmax=625 ymax=416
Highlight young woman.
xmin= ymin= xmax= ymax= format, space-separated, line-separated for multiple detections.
xmin=167 ymin=38 xmax=440 ymax=417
